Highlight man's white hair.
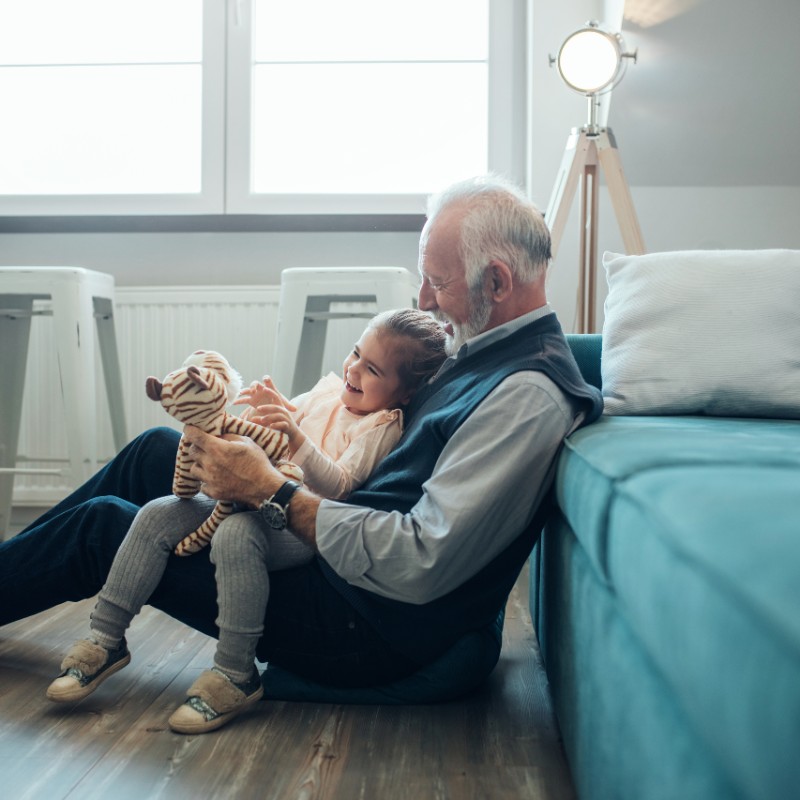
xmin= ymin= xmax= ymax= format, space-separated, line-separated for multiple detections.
xmin=425 ymin=174 xmax=552 ymax=290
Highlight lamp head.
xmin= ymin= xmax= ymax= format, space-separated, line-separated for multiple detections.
xmin=551 ymin=21 xmax=637 ymax=130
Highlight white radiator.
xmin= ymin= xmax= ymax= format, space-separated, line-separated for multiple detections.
xmin=13 ymin=285 xmax=367 ymax=506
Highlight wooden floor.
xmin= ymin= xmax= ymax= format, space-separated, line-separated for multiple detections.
xmin=0 ymin=569 xmax=575 ymax=800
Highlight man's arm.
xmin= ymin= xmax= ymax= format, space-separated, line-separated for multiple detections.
xmin=182 ymin=425 xmax=322 ymax=550
xmin=316 ymin=372 xmax=579 ymax=604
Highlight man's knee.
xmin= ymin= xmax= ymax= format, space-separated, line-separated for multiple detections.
xmin=78 ymin=496 xmax=139 ymax=576
xmin=132 ymin=427 xmax=181 ymax=469
xmin=112 ymin=426 xmax=181 ymax=502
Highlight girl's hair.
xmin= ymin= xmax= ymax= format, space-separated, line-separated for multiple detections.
xmin=368 ymin=308 xmax=447 ymax=393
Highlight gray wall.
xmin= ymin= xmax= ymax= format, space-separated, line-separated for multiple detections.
xmin=533 ymin=0 xmax=800 ymax=327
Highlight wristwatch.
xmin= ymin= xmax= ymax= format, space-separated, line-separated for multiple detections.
xmin=259 ymin=480 xmax=301 ymax=530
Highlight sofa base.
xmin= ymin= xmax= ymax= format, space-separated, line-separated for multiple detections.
xmin=530 ymin=512 xmax=743 ymax=800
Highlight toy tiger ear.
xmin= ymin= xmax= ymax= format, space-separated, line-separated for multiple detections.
xmin=186 ymin=365 xmax=210 ymax=390
xmin=145 ymin=376 xmax=162 ymax=401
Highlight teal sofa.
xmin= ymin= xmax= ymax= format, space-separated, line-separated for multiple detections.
xmin=530 ymin=334 xmax=800 ymax=800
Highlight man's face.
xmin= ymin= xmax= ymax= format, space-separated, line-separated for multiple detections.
xmin=417 ymin=207 xmax=492 ymax=354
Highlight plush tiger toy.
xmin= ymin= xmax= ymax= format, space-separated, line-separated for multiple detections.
xmin=145 ymin=350 xmax=303 ymax=556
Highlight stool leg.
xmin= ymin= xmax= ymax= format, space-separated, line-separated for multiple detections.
xmin=0 ymin=295 xmax=33 ymax=539
xmin=272 ymin=284 xmax=307 ymax=396
xmin=51 ymin=281 xmax=99 ymax=488
xmin=94 ymin=296 xmax=128 ymax=451
xmin=292 ymin=296 xmax=332 ymax=396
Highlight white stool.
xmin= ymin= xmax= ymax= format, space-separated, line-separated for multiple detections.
xmin=272 ymin=267 xmax=419 ymax=397
xmin=0 ymin=267 xmax=128 ymax=538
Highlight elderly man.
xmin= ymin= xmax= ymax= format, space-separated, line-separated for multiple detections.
xmin=0 ymin=175 xmax=602 ymax=732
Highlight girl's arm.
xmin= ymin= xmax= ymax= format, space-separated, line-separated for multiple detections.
xmin=289 ymin=417 xmax=403 ymax=499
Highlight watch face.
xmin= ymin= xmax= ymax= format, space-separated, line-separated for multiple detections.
xmin=260 ymin=501 xmax=287 ymax=530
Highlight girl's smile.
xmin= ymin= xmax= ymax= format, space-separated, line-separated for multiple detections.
xmin=340 ymin=328 xmax=412 ymax=415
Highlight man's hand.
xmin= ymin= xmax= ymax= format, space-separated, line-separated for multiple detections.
xmin=183 ymin=425 xmax=285 ymax=508
xmin=182 ymin=425 xmax=322 ymax=550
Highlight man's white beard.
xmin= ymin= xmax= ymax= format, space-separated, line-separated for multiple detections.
xmin=437 ymin=287 xmax=493 ymax=355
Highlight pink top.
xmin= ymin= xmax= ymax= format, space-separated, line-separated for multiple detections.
xmin=287 ymin=373 xmax=403 ymax=500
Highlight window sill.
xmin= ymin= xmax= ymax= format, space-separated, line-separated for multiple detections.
xmin=0 ymin=214 xmax=426 ymax=234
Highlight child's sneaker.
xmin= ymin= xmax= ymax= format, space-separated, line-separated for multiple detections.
xmin=168 ymin=667 xmax=263 ymax=734
xmin=46 ymin=638 xmax=131 ymax=703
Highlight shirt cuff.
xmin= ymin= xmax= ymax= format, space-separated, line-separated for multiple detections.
xmin=315 ymin=499 xmax=373 ymax=581
xmin=291 ymin=437 xmax=314 ymax=466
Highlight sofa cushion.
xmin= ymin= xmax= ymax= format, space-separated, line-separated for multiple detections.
xmin=556 ymin=415 xmax=800 ymax=584
xmin=601 ymin=249 xmax=800 ymax=418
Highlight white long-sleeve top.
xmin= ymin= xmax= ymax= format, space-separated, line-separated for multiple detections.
xmin=288 ymin=373 xmax=404 ymax=499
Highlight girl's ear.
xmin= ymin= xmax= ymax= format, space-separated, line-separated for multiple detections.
xmin=396 ymin=385 xmax=414 ymax=408
xmin=487 ymin=259 xmax=514 ymax=302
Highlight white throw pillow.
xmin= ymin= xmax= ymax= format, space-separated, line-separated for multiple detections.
xmin=601 ymin=249 xmax=800 ymax=418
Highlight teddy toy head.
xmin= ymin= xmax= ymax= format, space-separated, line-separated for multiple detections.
xmin=145 ymin=350 xmax=242 ymax=432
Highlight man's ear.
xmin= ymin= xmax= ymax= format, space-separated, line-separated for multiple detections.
xmin=487 ymin=260 xmax=514 ymax=302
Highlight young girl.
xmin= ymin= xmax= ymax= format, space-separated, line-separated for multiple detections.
xmin=46 ymin=308 xmax=446 ymax=734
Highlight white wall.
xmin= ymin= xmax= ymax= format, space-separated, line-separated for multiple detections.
xmin=2 ymin=0 xmax=799 ymax=333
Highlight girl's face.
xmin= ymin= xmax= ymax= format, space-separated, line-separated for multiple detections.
xmin=340 ymin=328 xmax=412 ymax=416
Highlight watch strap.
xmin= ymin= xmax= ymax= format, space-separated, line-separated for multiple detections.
xmin=270 ymin=479 xmax=301 ymax=509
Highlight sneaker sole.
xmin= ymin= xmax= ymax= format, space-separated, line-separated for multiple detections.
xmin=168 ymin=684 xmax=264 ymax=735
xmin=46 ymin=652 xmax=132 ymax=703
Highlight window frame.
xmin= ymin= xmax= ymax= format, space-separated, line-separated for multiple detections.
xmin=0 ymin=0 xmax=527 ymax=218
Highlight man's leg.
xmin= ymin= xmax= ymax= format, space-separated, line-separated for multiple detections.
xmin=20 ymin=426 xmax=181 ymax=534
xmin=255 ymin=561 xmax=420 ymax=688
xmin=0 ymin=496 xmax=139 ymax=625
xmin=0 ymin=427 xmax=181 ymax=626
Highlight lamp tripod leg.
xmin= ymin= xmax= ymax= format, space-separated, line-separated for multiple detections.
xmin=545 ymin=129 xmax=591 ymax=259
xmin=578 ymin=156 xmax=600 ymax=334
xmin=597 ymin=130 xmax=645 ymax=255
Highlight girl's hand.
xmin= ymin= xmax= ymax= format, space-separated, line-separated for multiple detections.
xmin=236 ymin=376 xmax=296 ymax=411
xmin=249 ymin=403 xmax=306 ymax=451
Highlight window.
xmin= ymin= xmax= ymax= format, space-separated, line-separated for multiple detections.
xmin=0 ymin=0 xmax=224 ymax=214
xmin=0 ymin=0 xmax=525 ymax=216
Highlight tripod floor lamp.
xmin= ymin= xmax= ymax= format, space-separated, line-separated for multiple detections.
xmin=546 ymin=21 xmax=645 ymax=333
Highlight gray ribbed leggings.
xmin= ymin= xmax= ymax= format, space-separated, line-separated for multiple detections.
xmin=89 ymin=495 xmax=314 ymax=682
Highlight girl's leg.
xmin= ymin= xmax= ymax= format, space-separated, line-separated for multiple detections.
xmin=90 ymin=495 xmax=216 ymax=647
xmin=46 ymin=495 xmax=215 ymax=703
xmin=207 ymin=511 xmax=312 ymax=682
xmin=167 ymin=512 xmax=313 ymax=734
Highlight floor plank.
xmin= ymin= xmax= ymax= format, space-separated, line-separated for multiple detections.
xmin=0 ymin=571 xmax=576 ymax=800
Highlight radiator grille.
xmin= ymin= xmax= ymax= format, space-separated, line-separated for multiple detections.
xmin=13 ymin=286 xmax=270 ymax=504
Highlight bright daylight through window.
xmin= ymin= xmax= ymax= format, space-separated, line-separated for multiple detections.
xmin=0 ymin=0 xmax=517 ymax=216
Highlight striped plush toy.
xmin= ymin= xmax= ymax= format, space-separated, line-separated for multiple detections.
xmin=145 ymin=350 xmax=303 ymax=556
